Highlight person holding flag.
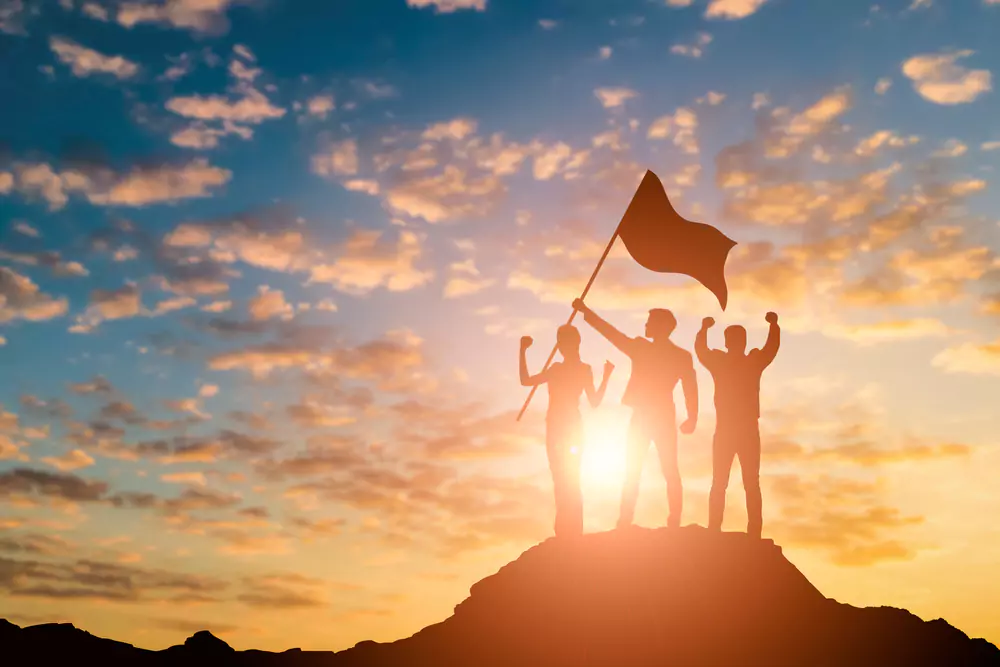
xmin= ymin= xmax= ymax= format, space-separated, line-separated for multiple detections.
xmin=572 ymin=298 xmax=697 ymax=529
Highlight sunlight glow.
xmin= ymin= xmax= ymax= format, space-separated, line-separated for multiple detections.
xmin=581 ymin=410 xmax=629 ymax=489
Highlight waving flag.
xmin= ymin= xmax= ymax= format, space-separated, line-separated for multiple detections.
xmin=618 ymin=170 xmax=737 ymax=309
xmin=517 ymin=168 xmax=737 ymax=421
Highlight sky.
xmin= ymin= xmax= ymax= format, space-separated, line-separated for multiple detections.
xmin=1 ymin=0 xmax=1000 ymax=653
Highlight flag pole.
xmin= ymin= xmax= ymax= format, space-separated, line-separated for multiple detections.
xmin=516 ymin=219 xmax=624 ymax=422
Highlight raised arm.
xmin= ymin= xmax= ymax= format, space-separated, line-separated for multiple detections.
xmin=585 ymin=361 xmax=615 ymax=408
xmin=757 ymin=312 xmax=781 ymax=368
xmin=679 ymin=353 xmax=698 ymax=434
xmin=694 ymin=317 xmax=721 ymax=371
xmin=519 ymin=336 xmax=550 ymax=387
xmin=572 ymin=299 xmax=634 ymax=356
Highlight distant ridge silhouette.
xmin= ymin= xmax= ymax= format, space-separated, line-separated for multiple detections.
xmin=6 ymin=527 xmax=999 ymax=666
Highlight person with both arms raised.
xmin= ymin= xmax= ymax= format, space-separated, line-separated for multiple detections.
xmin=695 ymin=312 xmax=780 ymax=540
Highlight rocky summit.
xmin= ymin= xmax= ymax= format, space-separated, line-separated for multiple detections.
xmin=5 ymin=526 xmax=999 ymax=666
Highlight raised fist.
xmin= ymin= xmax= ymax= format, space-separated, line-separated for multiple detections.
xmin=603 ymin=360 xmax=615 ymax=377
xmin=702 ymin=317 xmax=715 ymax=329
xmin=572 ymin=298 xmax=588 ymax=313
xmin=520 ymin=336 xmax=533 ymax=350
xmin=765 ymin=312 xmax=778 ymax=325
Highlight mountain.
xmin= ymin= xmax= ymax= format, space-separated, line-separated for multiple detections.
xmin=5 ymin=526 xmax=999 ymax=666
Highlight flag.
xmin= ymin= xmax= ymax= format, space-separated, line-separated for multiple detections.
xmin=617 ymin=170 xmax=737 ymax=310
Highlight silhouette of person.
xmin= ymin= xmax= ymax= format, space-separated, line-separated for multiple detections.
xmin=695 ymin=312 xmax=780 ymax=540
xmin=571 ymin=299 xmax=698 ymax=529
xmin=520 ymin=325 xmax=614 ymax=537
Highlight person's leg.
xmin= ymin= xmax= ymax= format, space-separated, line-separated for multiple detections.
xmin=566 ymin=419 xmax=584 ymax=536
xmin=546 ymin=420 xmax=568 ymax=537
xmin=708 ymin=424 xmax=738 ymax=531
xmin=617 ymin=413 xmax=649 ymax=528
xmin=739 ymin=422 xmax=762 ymax=539
xmin=653 ymin=421 xmax=682 ymax=528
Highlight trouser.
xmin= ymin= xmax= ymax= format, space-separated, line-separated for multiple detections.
xmin=546 ymin=416 xmax=583 ymax=537
xmin=708 ymin=418 xmax=762 ymax=538
xmin=618 ymin=410 xmax=681 ymax=528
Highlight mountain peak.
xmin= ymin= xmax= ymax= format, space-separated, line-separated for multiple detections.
xmin=4 ymin=526 xmax=999 ymax=666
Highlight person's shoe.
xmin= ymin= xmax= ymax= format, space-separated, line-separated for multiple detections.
xmin=615 ymin=519 xmax=632 ymax=530
xmin=666 ymin=517 xmax=680 ymax=529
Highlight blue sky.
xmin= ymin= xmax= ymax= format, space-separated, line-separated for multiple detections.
xmin=1 ymin=0 xmax=1000 ymax=653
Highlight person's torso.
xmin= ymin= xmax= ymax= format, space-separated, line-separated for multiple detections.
xmin=710 ymin=353 xmax=763 ymax=421
xmin=622 ymin=339 xmax=686 ymax=414
xmin=546 ymin=361 xmax=588 ymax=419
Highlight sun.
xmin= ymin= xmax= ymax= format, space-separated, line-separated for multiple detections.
xmin=580 ymin=409 xmax=629 ymax=489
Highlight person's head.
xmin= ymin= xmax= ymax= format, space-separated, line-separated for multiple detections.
xmin=724 ymin=325 xmax=748 ymax=354
xmin=556 ymin=324 xmax=581 ymax=359
xmin=645 ymin=308 xmax=677 ymax=340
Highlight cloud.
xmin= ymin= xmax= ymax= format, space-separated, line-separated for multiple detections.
xmin=70 ymin=283 xmax=141 ymax=332
xmin=405 ymin=0 xmax=486 ymax=12
xmin=594 ymin=87 xmax=638 ymax=108
xmin=0 ymin=249 xmax=90 ymax=278
xmin=209 ymin=329 xmax=426 ymax=388
xmin=766 ymin=475 xmax=923 ymax=566
xmin=306 ymin=94 xmax=335 ymax=119
xmin=248 ymin=286 xmax=293 ymax=321
xmin=311 ymin=139 xmax=359 ymax=177
xmin=81 ymin=2 xmax=110 ymax=21
xmin=166 ymin=88 xmax=285 ymax=125
xmin=423 ymin=118 xmax=477 ymax=141
xmin=41 ymin=450 xmax=96 ymax=472
xmin=161 ymin=472 xmax=207 ymax=486
xmin=932 ymin=138 xmax=968 ymax=158
xmin=49 ymin=37 xmax=138 ymax=79
xmin=902 ymin=50 xmax=992 ymax=104
xmin=670 ymin=32 xmax=712 ymax=58
xmin=0 ymin=0 xmax=28 ymax=35
xmin=444 ymin=259 xmax=494 ymax=298
xmin=117 ymin=0 xmax=249 ymax=34
xmin=875 ymin=77 xmax=892 ymax=95
xmin=697 ymin=91 xmax=727 ymax=105
xmin=532 ymin=142 xmax=589 ymax=180
xmin=853 ymin=130 xmax=920 ymax=157
xmin=647 ymin=107 xmax=699 ymax=154
xmin=384 ymin=165 xmax=505 ymax=222
xmin=0 ymin=267 xmax=69 ymax=324
xmin=308 ymin=229 xmax=432 ymax=294
xmin=598 ymin=46 xmax=612 ymax=60
xmin=68 ymin=376 xmax=114 ymax=395
xmin=0 ymin=468 xmax=107 ymax=502
xmin=0 ymin=556 xmax=229 ymax=603
xmin=932 ymin=339 xmax=1000 ymax=375
xmin=825 ymin=318 xmax=953 ymax=345
xmin=343 ymin=179 xmax=380 ymax=195
xmin=10 ymin=159 xmax=231 ymax=209
xmin=705 ymin=0 xmax=769 ymax=19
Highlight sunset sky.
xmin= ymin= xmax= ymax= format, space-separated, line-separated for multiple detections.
xmin=2 ymin=0 xmax=1000 ymax=653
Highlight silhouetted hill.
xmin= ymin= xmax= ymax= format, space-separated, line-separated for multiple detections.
xmin=5 ymin=526 xmax=999 ymax=666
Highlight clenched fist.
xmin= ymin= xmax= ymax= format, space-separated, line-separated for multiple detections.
xmin=765 ymin=312 xmax=778 ymax=325
xmin=520 ymin=336 xmax=533 ymax=350
xmin=701 ymin=317 xmax=715 ymax=329
xmin=572 ymin=298 xmax=589 ymax=313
